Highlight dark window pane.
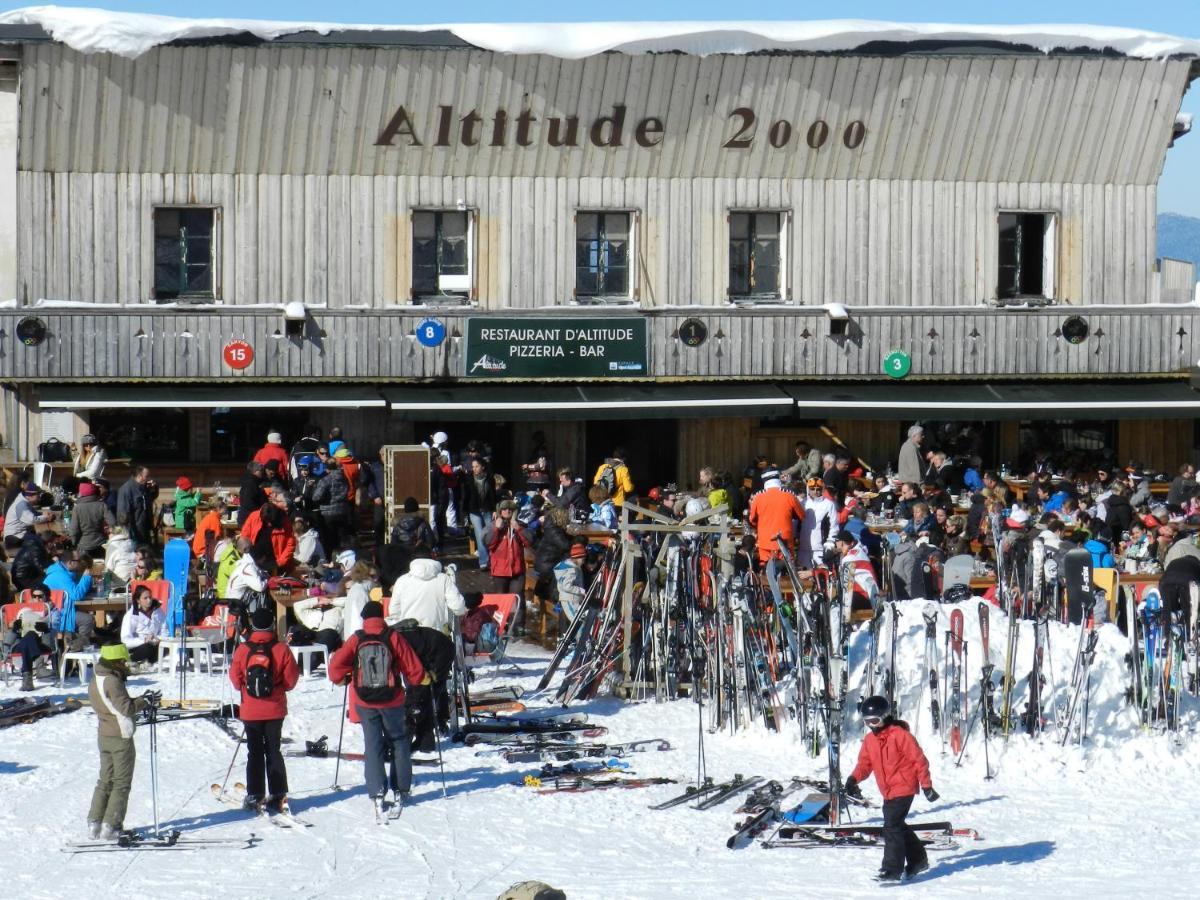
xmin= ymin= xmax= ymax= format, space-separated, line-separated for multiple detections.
xmin=755 ymin=212 xmax=779 ymax=239
xmin=154 ymin=208 xmax=214 ymax=300
xmin=90 ymin=408 xmax=189 ymax=462
xmin=210 ymin=410 xmax=306 ymax=463
xmin=413 ymin=212 xmax=436 ymax=240
xmin=577 ymin=213 xmax=598 ymax=240
xmin=576 ymin=268 xmax=600 ymax=295
xmin=602 ymin=266 xmax=628 ymax=295
xmin=607 ymin=238 xmax=627 ymax=268
xmin=1018 ymin=213 xmax=1045 ymax=296
xmin=604 ymin=213 xmax=629 ymax=240
xmin=730 ymin=213 xmax=749 ymax=240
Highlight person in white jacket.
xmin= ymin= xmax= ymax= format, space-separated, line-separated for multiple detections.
xmin=120 ymin=585 xmax=167 ymax=664
xmin=799 ymin=478 xmax=837 ymax=568
xmin=72 ymin=434 xmax=107 ymax=481
xmin=386 ymin=557 xmax=466 ymax=635
xmin=104 ymin=528 xmax=138 ymax=587
xmin=341 ymin=561 xmax=375 ymax=641
xmin=291 ymin=593 xmax=345 ymax=656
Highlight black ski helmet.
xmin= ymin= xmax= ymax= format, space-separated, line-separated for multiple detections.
xmin=860 ymin=695 xmax=891 ymax=720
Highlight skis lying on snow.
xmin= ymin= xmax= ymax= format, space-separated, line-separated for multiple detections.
xmin=524 ymin=775 xmax=676 ymax=794
xmin=726 ymin=780 xmax=815 ymax=849
xmin=211 ymin=783 xmax=313 ymax=829
xmin=454 ymin=713 xmax=590 ymax=738
xmin=763 ymin=821 xmax=980 ymax=850
xmin=461 ymin=727 xmax=608 ymax=746
xmin=534 ymin=758 xmax=633 ymax=778
xmin=0 ymin=696 xmax=84 ymax=727
xmin=63 ymin=828 xmax=252 ymax=853
xmin=482 ymin=738 xmax=673 ymax=763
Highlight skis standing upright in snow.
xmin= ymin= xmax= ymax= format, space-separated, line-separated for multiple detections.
xmin=922 ymin=604 xmax=942 ymax=744
xmin=947 ymin=609 xmax=967 ymax=755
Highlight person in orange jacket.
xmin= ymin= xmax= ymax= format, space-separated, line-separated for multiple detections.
xmin=844 ymin=695 xmax=940 ymax=883
xmin=240 ymin=500 xmax=296 ymax=573
xmin=327 ymin=601 xmax=427 ymax=817
xmin=747 ymin=469 xmax=805 ymax=610
xmin=192 ymin=498 xmax=228 ymax=559
xmin=228 ymin=605 xmax=300 ymax=813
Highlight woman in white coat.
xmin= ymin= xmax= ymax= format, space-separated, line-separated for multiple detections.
xmin=120 ymin=585 xmax=167 ymax=664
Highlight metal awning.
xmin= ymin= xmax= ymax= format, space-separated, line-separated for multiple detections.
xmin=785 ymin=381 xmax=1200 ymax=420
xmin=37 ymin=385 xmax=387 ymax=409
xmin=384 ymin=383 xmax=794 ymax=420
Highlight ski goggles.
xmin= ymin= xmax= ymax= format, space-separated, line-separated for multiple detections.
xmin=863 ymin=716 xmax=884 ymax=728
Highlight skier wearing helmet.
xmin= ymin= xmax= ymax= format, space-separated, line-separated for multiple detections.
xmin=844 ymin=695 xmax=939 ymax=882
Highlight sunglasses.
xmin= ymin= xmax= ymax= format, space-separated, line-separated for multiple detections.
xmin=31 ymin=593 xmax=46 ymax=599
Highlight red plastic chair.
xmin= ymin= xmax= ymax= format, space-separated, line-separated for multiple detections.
xmin=16 ymin=589 xmax=66 ymax=610
xmin=465 ymin=593 xmax=523 ymax=673
xmin=129 ymin=579 xmax=173 ymax=605
xmin=2 ymin=601 xmax=53 ymax=680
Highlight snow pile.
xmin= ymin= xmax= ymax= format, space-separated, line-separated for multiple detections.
xmin=3 ymin=601 xmax=1199 ymax=898
xmin=0 ymin=6 xmax=1197 ymax=61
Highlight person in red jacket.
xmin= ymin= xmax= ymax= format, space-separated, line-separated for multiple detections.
xmin=327 ymin=600 xmax=427 ymax=817
xmin=228 ymin=606 xmax=300 ymax=813
xmin=486 ymin=498 xmax=531 ymax=628
xmin=844 ymin=695 xmax=940 ymax=882
xmin=252 ymin=432 xmax=290 ymax=484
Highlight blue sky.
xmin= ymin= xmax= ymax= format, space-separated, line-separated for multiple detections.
xmin=11 ymin=1 xmax=1200 ymax=215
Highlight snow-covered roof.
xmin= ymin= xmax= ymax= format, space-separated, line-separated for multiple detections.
xmin=0 ymin=6 xmax=1197 ymax=61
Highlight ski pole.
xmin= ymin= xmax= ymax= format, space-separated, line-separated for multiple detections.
xmin=429 ymin=688 xmax=447 ymax=799
xmin=148 ymin=701 xmax=160 ymax=838
xmin=333 ymin=682 xmax=349 ymax=790
xmin=218 ymin=724 xmax=244 ymax=797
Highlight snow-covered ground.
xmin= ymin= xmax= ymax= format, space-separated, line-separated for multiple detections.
xmin=4 ymin=599 xmax=1199 ymax=899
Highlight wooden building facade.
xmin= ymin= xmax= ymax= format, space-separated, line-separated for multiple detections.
xmin=0 ymin=22 xmax=1198 ymax=485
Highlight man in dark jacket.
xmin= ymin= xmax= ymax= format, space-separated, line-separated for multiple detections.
xmin=327 ymin=601 xmax=426 ymax=817
xmin=116 ymin=465 xmax=156 ymax=544
xmin=364 ymin=448 xmax=387 ymax=550
xmin=391 ymin=497 xmax=437 ymax=554
xmin=312 ymin=464 xmax=352 ymax=554
xmin=1168 ymin=463 xmax=1198 ymax=507
xmin=534 ymin=508 xmax=572 ymax=602
xmin=394 ymin=618 xmax=454 ymax=752
xmin=238 ymin=462 xmax=267 ymax=527
xmin=69 ymin=481 xmax=115 ymax=556
xmin=229 ymin=606 xmax=300 ymax=812
xmin=551 ymin=468 xmax=588 ymax=517
xmin=459 ymin=457 xmax=498 ymax=570
xmin=11 ymin=530 xmax=51 ymax=591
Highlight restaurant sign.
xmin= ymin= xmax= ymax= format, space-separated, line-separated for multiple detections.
xmin=464 ymin=318 xmax=648 ymax=378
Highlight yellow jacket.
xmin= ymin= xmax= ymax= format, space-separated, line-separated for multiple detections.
xmin=593 ymin=460 xmax=635 ymax=507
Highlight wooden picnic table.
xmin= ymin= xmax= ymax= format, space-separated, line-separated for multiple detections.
xmin=76 ymin=595 xmax=131 ymax=629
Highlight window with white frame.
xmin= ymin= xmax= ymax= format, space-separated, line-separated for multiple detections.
xmin=997 ymin=211 xmax=1056 ymax=301
xmin=575 ymin=211 xmax=633 ymax=301
xmin=154 ymin=207 xmax=216 ymax=301
xmin=729 ymin=211 xmax=786 ymax=300
xmin=412 ymin=210 xmax=473 ymax=303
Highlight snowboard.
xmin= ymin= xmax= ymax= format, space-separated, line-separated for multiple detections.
xmin=163 ymin=537 xmax=192 ymax=637
xmin=1062 ymin=548 xmax=1094 ymax=626
xmin=782 ymin=793 xmax=832 ymax=824
xmin=942 ymin=555 xmax=974 ymax=592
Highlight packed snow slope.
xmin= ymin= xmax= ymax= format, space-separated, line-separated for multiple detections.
xmin=0 ymin=7 xmax=1198 ymax=60
xmin=4 ymin=598 xmax=1200 ymax=899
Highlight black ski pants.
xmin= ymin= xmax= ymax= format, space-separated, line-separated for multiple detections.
xmin=881 ymin=794 xmax=927 ymax=876
xmin=244 ymin=718 xmax=288 ymax=800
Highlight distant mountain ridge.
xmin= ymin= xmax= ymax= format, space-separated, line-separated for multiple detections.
xmin=1158 ymin=212 xmax=1200 ymax=276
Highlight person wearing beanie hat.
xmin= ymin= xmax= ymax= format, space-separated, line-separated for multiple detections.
xmin=836 ymin=526 xmax=880 ymax=612
xmin=252 ymin=432 xmax=290 ymax=486
xmin=87 ymin=643 xmax=159 ymax=839
xmin=72 ymin=433 xmax=107 ymax=481
xmin=328 ymin=599 xmax=427 ymax=816
xmin=229 ymin=602 xmax=299 ymax=814
xmin=69 ymin=476 xmax=116 ymax=557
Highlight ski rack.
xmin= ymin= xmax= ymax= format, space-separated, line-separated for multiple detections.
xmin=614 ymin=501 xmax=733 ymax=698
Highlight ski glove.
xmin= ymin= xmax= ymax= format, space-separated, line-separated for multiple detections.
xmin=923 ymin=787 xmax=940 ymax=802
xmin=843 ymin=778 xmax=863 ymax=799
xmin=142 ymin=690 xmax=162 ymax=707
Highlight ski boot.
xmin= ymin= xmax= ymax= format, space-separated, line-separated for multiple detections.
xmin=20 ymin=672 xmax=34 ymax=692
xmin=905 ymin=858 xmax=930 ymax=879
xmin=242 ymin=794 xmax=263 ymax=813
xmin=99 ymin=823 xmax=121 ymax=841
xmin=266 ymin=795 xmax=290 ymax=815
xmin=874 ymin=870 xmax=902 ymax=883
xmin=87 ymin=820 xmax=102 ymax=839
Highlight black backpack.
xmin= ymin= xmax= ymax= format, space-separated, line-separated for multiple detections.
xmin=244 ymin=638 xmax=276 ymax=699
xmin=354 ymin=628 xmax=399 ymax=703
xmin=597 ymin=463 xmax=617 ymax=495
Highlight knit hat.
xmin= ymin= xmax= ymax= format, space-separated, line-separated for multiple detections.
xmin=80 ymin=434 xmax=97 ymax=446
xmin=250 ymin=606 xmax=276 ymax=631
xmin=432 ymin=431 xmax=449 ymax=446
xmin=78 ymin=482 xmax=97 ymax=498
xmin=100 ymin=643 xmax=130 ymax=662
xmin=498 ymin=498 xmax=519 ymax=512
xmin=836 ymin=529 xmax=857 ymax=544
xmin=175 ymin=476 xmax=194 ymax=491
xmin=336 ymin=549 xmax=357 ymax=569
xmin=570 ymin=543 xmax=587 ymax=560
xmin=267 ymin=432 xmax=282 ymax=444
xmin=334 ymin=447 xmax=351 ymax=459
xmin=361 ymin=600 xmax=384 ymax=620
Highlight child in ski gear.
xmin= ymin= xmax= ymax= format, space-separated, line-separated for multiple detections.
xmin=229 ymin=605 xmax=300 ymax=812
xmin=87 ymin=643 xmax=159 ymax=839
xmin=327 ymin=601 xmax=427 ymax=811
xmin=844 ymin=695 xmax=938 ymax=882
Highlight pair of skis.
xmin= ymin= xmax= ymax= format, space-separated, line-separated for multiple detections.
xmin=211 ymin=783 xmax=313 ymax=829
xmin=63 ymin=828 xmax=253 ymax=853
